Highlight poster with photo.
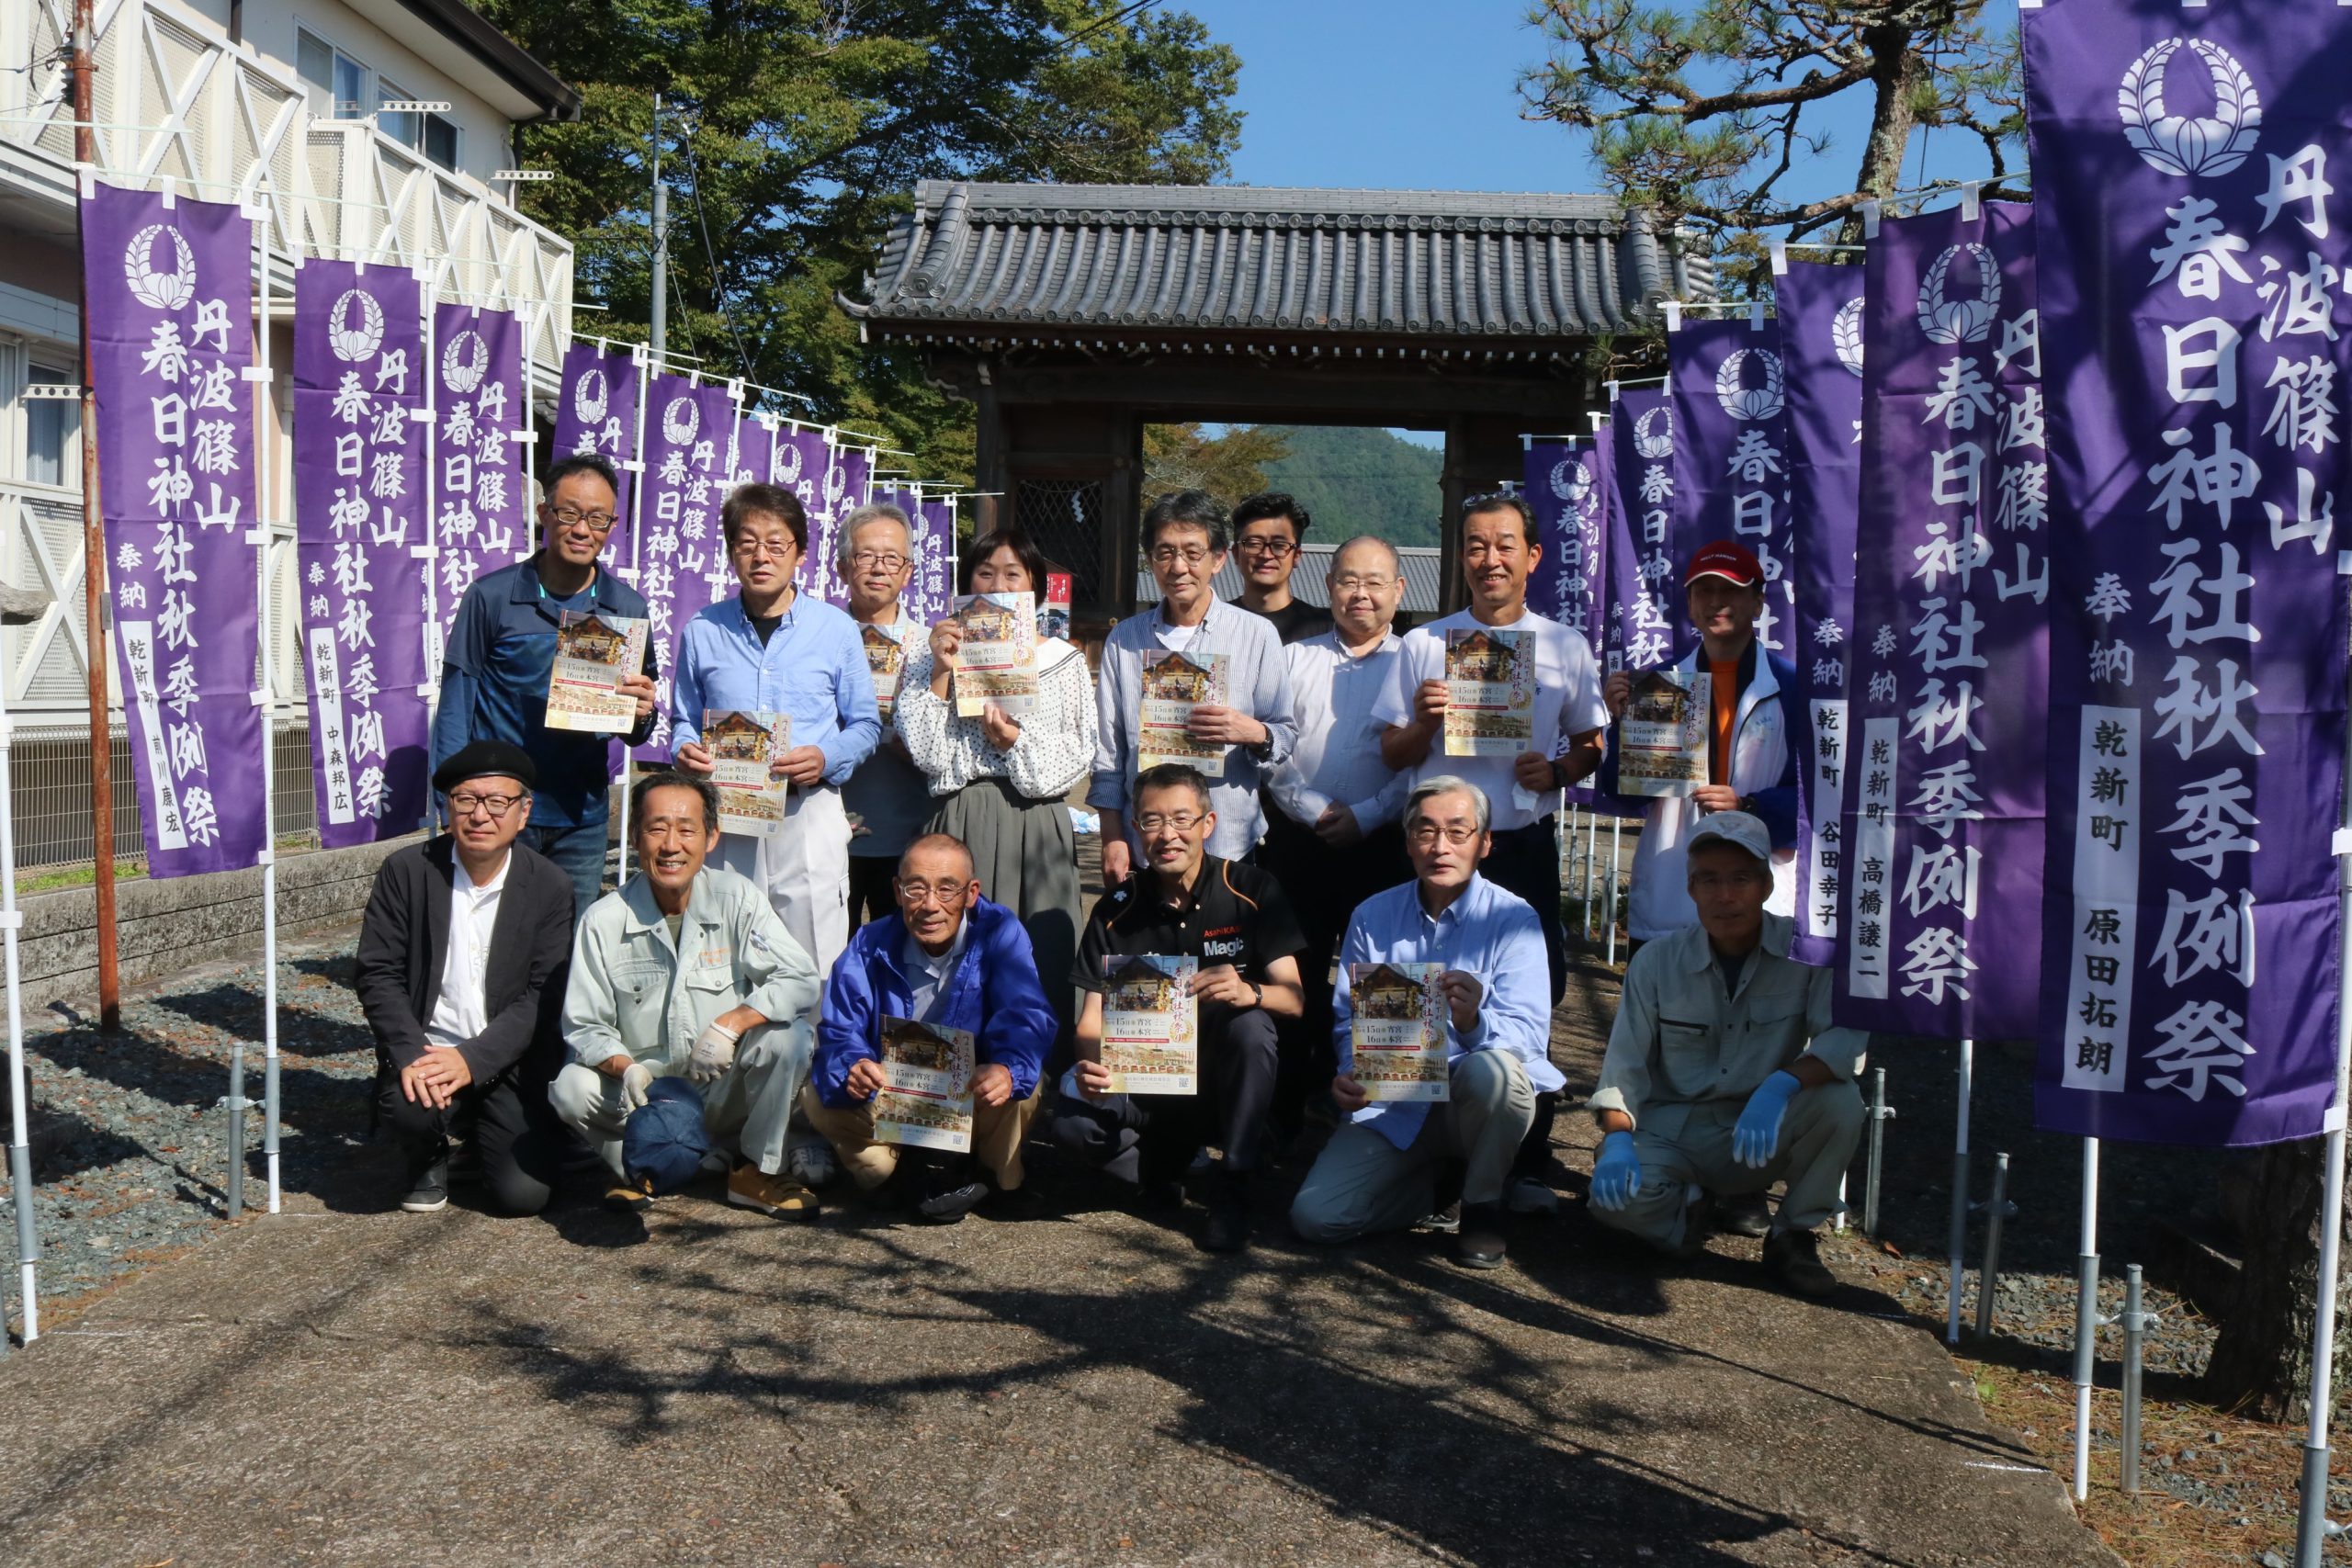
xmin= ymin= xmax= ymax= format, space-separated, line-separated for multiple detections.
xmin=1442 ymin=626 xmax=1534 ymax=757
xmin=1349 ymin=962 xmax=1449 ymax=1102
xmin=1617 ymin=669 xmax=1710 ymax=798
xmin=1101 ymin=954 xmax=1199 ymax=1095
xmin=874 ymin=1016 xmax=976 ymax=1152
xmin=544 ymin=611 xmax=647 ymax=733
xmin=704 ymin=708 xmax=790 ymax=836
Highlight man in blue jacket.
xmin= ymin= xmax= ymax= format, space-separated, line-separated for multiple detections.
xmin=801 ymin=831 xmax=1057 ymax=1223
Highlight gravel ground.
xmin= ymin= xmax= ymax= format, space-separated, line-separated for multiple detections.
xmin=3 ymin=931 xmax=379 ymax=1335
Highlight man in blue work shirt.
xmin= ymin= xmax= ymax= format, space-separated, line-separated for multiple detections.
xmin=432 ymin=453 xmax=659 ymax=919
xmin=1288 ymin=775 xmax=1550 ymax=1272
xmin=673 ymin=481 xmax=881 ymax=979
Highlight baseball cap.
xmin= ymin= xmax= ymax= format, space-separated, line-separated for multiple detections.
xmin=432 ymin=738 xmax=537 ymax=795
xmin=1684 ymin=540 xmax=1763 ymax=589
xmin=1687 ymin=810 xmax=1771 ymax=866
xmin=624 ymin=1077 xmax=712 ymax=1194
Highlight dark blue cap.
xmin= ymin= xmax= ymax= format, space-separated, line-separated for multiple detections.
xmin=623 ymin=1076 xmax=710 ymax=1193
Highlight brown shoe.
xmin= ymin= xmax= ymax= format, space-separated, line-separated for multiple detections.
xmin=727 ymin=1163 xmax=822 ymax=1220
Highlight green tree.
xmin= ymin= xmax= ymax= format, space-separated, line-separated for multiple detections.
xmin=1142 ymin=423 xmax=1291 ymax=513
xmin=487 ymin=0 xmax=1241 ymax=486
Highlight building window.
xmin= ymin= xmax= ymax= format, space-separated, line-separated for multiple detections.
xmin=377 ymin=80 xmax=420 ymax=149
xmin=296 ymin=29 xmax=370 ymax=118
xmin=424 ymin=115 xmax=460 ymax=172
xmin=25 ymin=365 xmax=73 ymax=489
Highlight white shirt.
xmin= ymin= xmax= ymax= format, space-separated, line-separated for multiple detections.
xmin=424 ymin=851 xmax=509 ymax=1052
xmin=1371 ymin=605 xmax=1610 ymax=832
xmin=902 ymin=918 xmax=970 ymax=1024
xmin=1154 ymin=617 xmax=1204 ymax=653
xmin=1270 ymin=628 xmax=1409 ymax=831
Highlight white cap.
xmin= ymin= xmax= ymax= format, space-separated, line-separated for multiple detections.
xmin=1686 ymin=810 xmax=1771 ymax=866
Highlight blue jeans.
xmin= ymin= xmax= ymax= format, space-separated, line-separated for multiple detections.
xmin=522 ymin=819 xmax=608 ymax=920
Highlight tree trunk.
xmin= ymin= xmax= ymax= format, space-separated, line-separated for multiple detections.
xmin=1836 ymin=3 xmax=1959 ymax=243
xmin=2203 ymin=1136 xmax=2352 ymax=1424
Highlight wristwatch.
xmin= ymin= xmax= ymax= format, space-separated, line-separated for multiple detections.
xmin=1250 ymin=981 xmax=1264 ymax=1010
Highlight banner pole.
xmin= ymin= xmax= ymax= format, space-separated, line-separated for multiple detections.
xmin=2292 ymin=638 xmax=2352 ymax=1566
xmin=2 ymin=690 xmax=37 ymax=1349
xmin=251 ymin=215 xmax=280 ymax=1214
xmin=1947 ymin=1037 xmax=1974 ymax=1345
xmin=419 ymin=272 xmax=443 ymax=840
xmin=71 ymin=0 xmax=119 ymax=1035
xmin=2072 ymin=1135 xmax=2101 ymax=1501
xmin=1605 ymin=818 xmax=1622 ymax=965
xmin=1584 ymin=805 xmax=1600 ymax=940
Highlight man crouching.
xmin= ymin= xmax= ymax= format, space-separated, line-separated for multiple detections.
xmin=552 ymin=773 xmax=823 ymax=1218
xmin=1584 ymin=812 xmax=1867 ymax=1296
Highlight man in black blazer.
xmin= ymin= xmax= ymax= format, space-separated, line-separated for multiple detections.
xmin=356 ymin=739 xmax=578 ymax=1213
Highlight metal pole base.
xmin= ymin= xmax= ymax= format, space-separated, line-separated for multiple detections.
xmin=2297 ymin=1443 xmax=2335 ymax=1566
xmin=1946 ymin=1146 xmax=1972 ymax=1345
xmin=7 ymin=1139 xmax=35 ymax=1348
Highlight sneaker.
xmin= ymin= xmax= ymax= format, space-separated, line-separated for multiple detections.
xmin=1454 ymin=1202 xmax=1508 ymax=1270
xmin=1762 ymin=1227 xmax=1838 ymax=1298
xmin=401 ymin=1156 xmax=450 ymax=1213
xmin=603 ymin=1177 xmax=654 ymax=1214
xmin=726 ymin=1163 xmax=822 ymax=1221
xmin=787 ymin=1140 xmax=839 ymax=1190
xmin=1717 ymin=1190 xmax=1772 ymax=1237
xmin=1417 ymin=1201 xmax=1464 ymax=1235
xmin=1505 ymin=1176 xmax=1560 ymax=1215
xmin=913 ymin=1158 xmax=989 ymax=1224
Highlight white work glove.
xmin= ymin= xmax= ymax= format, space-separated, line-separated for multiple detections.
xmin=688 ymin=1020 xmax=743 ymax=1085
xmin=618 ymin=1061 xmax=655 ymax=1112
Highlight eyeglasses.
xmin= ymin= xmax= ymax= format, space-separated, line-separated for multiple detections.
xmin=1408 ymin=823 xmax=1481 ymax=847
xmin=447 ymin=791 xmax=523 ymax=818
xmin=548 ymin=505 xmax=617 ymax=534
xmin=1331 ymin=574 xmax=1395 ymax=594
xmin=732 ymin=536 xmax=798 ymax=560
xmin=1149 ymin=546 xmax=1215 ymax=568
xmin=895 ymin=879 xmax=972 ymax=908
xmin=1236 ymin=536 xmax=1297 ymax=558
xmin=1133 ymin=811 xmax=1205 ymax=833
xmin=851 ymin=550 xmax=908 ymax=571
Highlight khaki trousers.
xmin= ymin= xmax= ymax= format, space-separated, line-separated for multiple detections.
xmin=1589 ymin=1078 xmax=1865 ymax=1251
xmin=798 ymin=1083 xmax=1041 ymax=1191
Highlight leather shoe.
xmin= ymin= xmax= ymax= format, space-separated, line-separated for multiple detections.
xmin=1763 ymin=1227 xmax=1838 ymax=1298
xmin=1454 ymin=1201 xmax=1507 ymax=1270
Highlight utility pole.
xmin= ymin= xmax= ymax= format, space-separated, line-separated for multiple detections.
xmin=649 ymin=93 xmax=668 ymax=360
xmin=72 ymin=0 xmax=119 ymax=1032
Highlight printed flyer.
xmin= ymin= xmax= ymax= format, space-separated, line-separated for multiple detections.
xmin=1442 ymin=626 xmax=1534 ymax=757
xmin=1348 ymin=962 xmax=1449 ymax=1102
xmin=952 ymin=592 xmax=1037 ymax=717
xmin=1617 ymin=669 xmax=1711 ymax=798
xmin=1137 ymin=649 xmax=1230 ymax=777
xmin=863 ymin=624 xmax=907 ymax=724
xmin=704 ymin=708 xmax=791 ymax=836
xmin=544 ymin=611 xmax=646 ymax=733
xmin=874 ymin=1016 xmax=976 ymax=1152
xmin=1100 ymin=953 xmax=1199 ymax=1095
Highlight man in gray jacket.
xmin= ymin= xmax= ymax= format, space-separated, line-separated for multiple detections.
xmin=552 ymin=773 xmax=824 ymax=1218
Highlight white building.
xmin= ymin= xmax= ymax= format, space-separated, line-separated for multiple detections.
xmin=0 ymin=0 xmax=576 ymax=863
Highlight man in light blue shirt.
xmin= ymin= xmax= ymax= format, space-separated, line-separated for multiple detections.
xmin=1289 ymin=776 xmax=1551 ymax=1271
xmin=673 ymin=482 xmax=880 ymax=978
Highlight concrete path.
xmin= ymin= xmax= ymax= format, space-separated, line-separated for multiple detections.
xmin=0 ymin=976 xmax=2114 ymax=1567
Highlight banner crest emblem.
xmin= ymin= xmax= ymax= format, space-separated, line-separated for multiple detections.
xmin=2119 ymin=38 xmax=2262 ymax=178
xmin=123 ymin=223 xmax=196 ymax=311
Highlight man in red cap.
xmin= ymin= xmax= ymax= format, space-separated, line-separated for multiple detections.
xmin=1602 ymin=541 xmax=1808 ymax=953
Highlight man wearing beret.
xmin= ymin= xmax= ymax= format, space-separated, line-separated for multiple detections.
xmin=552 ymin=772 xmax=826 ymax=1217
xmin=803 ymin=831 xmax=1057 ymax=1223
xmin=355 ymin=740 xmax=577 ymax=1215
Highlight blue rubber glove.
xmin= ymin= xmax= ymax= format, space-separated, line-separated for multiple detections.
xmin=1733 ymin=1069 xmax=1804 ymax=1168
xmin=1589 ymin=1130 xmax=1642 ymax=1212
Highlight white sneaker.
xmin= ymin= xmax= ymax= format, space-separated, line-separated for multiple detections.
xmin=1507 ymin=1177 xmax=1560 ymax=1215
xmin=787 ymin=1140 xmax=839 ymax=1189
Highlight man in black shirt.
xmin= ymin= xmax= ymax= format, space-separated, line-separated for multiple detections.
xmin=1229 ymin=492 xmax=1334 ymax=645
xmin=1054 ymin=764 xmax=1307 ymax=1253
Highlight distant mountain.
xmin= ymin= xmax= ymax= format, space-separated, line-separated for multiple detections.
xmin=1258 ymin=425 xmax=1442 ymax=549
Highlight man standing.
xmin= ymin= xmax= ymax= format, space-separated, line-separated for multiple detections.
xmin=803 ymin=832 xmax=1057 ymax=1223
xmin=672 ymin=482 xmax=880 ymax=977
xmin=1229 ymin=492 xmax=1333 ymax=645
xmin=1092 ymin=491 xmax=1297 ymax=883
xmin=1262 ymin=535 xmax=1410 ymax=1128
xmin=1053 ymin=764 xmax=1307 ymax=1253
xmin=1374 ymin=494 xmax=1608 ymax=1005
xmin=1289 ymin=778 xmax=1548 ymax=1271
xmin=432 ymin=453 xmax=659 ymax=918
xmin=552 ymin=773 xmax=825 ymax=1218
xmin=1585 ymin=814 xmax=1864 ymax=1298
xmin=1602 ymin=540 xmax=1806 ymax=945
xmin=356 ymin=740 xmax=575 ymax=1215
xmin=835 ymin=502 xmax=933 ymax=931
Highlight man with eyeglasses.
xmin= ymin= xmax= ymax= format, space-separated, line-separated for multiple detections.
xmin=673 ymin=482 xmax=881 ymax=981
xmin=1092 ymin=490 xmax=1297 ymax=886
xmin=1228 ymin=492 xmax=1333 ymax=645
xmin=834 ymin=502 xmax=934 ymax=932
xmin=802 ymin=832 xmax=1057 ymax=1223
xmin=1053 ymin=763 xmax=1306 ymax=1253
xmin=432 ymin=453 xmax=660 ymax=919
xmin=1375 ymin=492 xmax=1607 ymax=1008
xmin=1262 ymin=536 xmax=1412 ymax=1134
xmin=356 ymin=740 xmax=577 ymax=1215
xmin=1584 ymin=814 xmax=1864 ymax=1298
xmin=1289 ymin=778 xmax=1549 ymax=1270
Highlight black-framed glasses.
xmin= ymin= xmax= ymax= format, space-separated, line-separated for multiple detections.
xmin=1236 ymin=536 xmax=1298 ymax=558
xmin=1134 ymin=810 xmax=1205 ymax=833
xmin=548 ymin=505 xmax=617 ymax=534
xmin=447 ymin=791 xmax=524 ymax=818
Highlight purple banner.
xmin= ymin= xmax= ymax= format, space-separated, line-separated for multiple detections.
xmin=291 ymin=260 xmax=431 ymax=848
xmin=83 ymin=183 xmax=266 ymax=875
xmin=888 ymin=485 xmax=957 ymax=626
xmin=812 ymin=440 xmax=876 ymax=609
xmin=1836 ymin=202 xmax=2047 ymax=1041
xmin=548 ymin=341 xmax=640 ymax=565
xmin=1780 ymin=260 xmax=1869 ymax=963
xmin=1526 ymin=435 xmax=1614 ymax=807
xmin=632 ymin=374 xmax=741 ymax=759
xmin=1668 ymin=312 xmax=1795 ymax=655
xmin=431 ymin=302 xmax=529 ymax=665
xmin=1588 ymin=390 xmax=1677 ymax=819
xmin=732 ymin=412 xmax=775 ymax=491
xmin=2027 ymin=1 xmax=2349 ymax=1145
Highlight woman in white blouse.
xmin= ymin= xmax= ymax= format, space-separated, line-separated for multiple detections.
xmin=897 ymin=526 xmax=1097 ymax=1051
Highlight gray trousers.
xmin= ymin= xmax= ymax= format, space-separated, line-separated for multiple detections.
xmin=548 ymin=1021 xmax=814 ymax=1181
xmin=1289 ymin=1051 xmax=1535 ymax=1244
xmin=1589 ymin=1078 xmax=1865 ymax=1251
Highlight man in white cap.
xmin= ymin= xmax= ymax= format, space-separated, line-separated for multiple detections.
xmin=1583 ymin=811 xmax=1867 ymax=1297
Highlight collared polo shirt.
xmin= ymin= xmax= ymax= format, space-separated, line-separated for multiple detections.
xmin=1072 ymin=855 xmax=1306 ymax=1006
